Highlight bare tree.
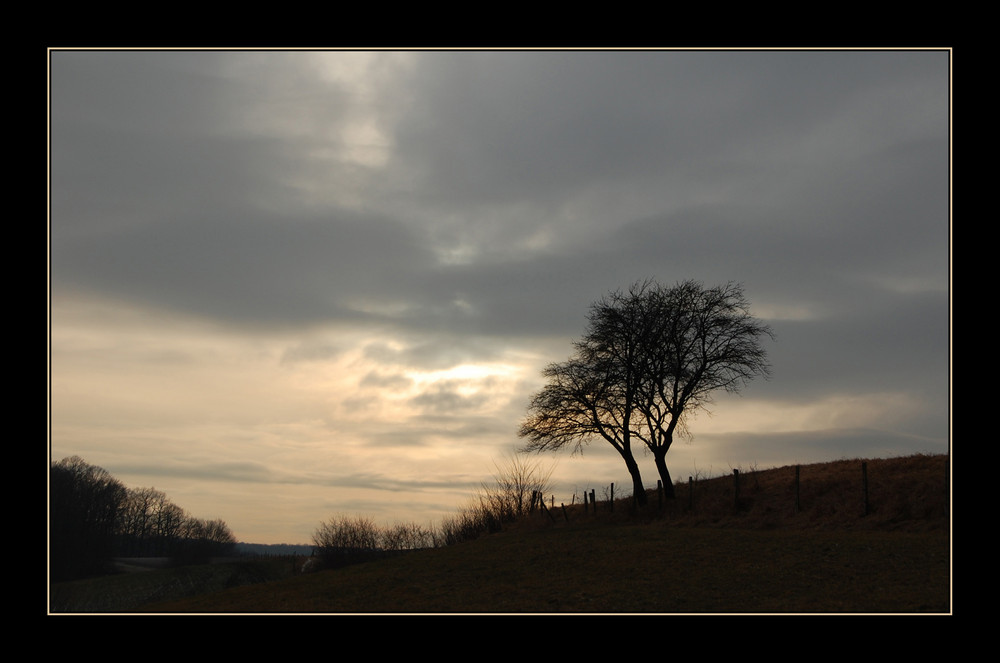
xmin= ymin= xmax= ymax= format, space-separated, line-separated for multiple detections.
xmin=153 ymin=500 xmax=186 ymax=547
xmin=50 ymin=456 xmax=128 ymax=579
xmin=634 ymin=280 xmax=773 ymax=496
xmin=172 ymin=516 xmax=236 ymax=564
xmin=480 ymin=452 xmax=555 ymax=520
xmin=118 ymin=487 xmax=157 ymax=555
xmin=519 ymin=281 xmax=663 ymax=504
xmin=117 ymin=486 xmax=185 ymax=556
xmin=201 ymin=518 xmax=237 ymax=548
xmin=519 ymin=279 xmax=773 ymax=501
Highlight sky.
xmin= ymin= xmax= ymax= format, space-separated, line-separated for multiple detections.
xmin=48 ymin=48 xmax=951 ymax=545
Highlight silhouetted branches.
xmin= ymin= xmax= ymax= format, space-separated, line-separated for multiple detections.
xmin=50 ymin=457 xmax=237 ymax=580
xmin=50 ymin=456 xmax=128 ymax=581
xmin=439 ymin=453 xmax=555 ymax=544
xmin=520 ymin=279 xmax=774 ymax=501
xmin=310 ymin=515 xmax=436 ymax=569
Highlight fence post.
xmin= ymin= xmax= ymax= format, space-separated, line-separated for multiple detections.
xmin=688 ymin=476 xmax=693 ymax=511
xmin=610 ymin=483 xmax=614 ymax=512
xmin=539 ymin=497 xmax=555 ymax=523
xmin=733 ymin=469 xmax=740 ymax=508
xmin=591 ymin=489 xmax=596 ymax=513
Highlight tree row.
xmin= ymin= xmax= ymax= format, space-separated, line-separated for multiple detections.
xmin=50 ymin=456 xmax=236 ymax=581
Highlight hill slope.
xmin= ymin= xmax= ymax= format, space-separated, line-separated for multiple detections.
xmin=138 ymin=524 xmax=948 ymax=613
xmin=130 ymin=454 xmax=950 ymax=614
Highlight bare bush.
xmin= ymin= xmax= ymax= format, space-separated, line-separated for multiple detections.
xmin=485 ymin=452 xmax=555 ymax=518
xmin=438 ymin=506 xmax=486 ymax=546
xmin=441 ymin=453 xmax=556 ymax=545
xmin=310 ymin=515 xmax=437 ymax=569
xmin=312 ymin=515 xmax=380 ymax=551
xmin=380 ymin=522 xmax=436 ymax=551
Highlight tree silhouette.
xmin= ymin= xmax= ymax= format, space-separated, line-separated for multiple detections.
xmin=51 ymin=456 xmax=238 ymax=578
xmin=519 ymin=279 xmax=774 ymax=501
xmin=50 ymin=456 xmax=128 ymax=580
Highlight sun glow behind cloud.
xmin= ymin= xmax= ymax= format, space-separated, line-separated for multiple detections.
xmin=407 ymin=362 xmax=516 ymax=388
xmin=51 ymin=289 xmax=553 ymax=542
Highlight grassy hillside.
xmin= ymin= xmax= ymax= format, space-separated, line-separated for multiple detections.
xmin=50 ymin=453 xmax=951 ymax=614
xmin=49 ymin=558 xmax=302 ymax=613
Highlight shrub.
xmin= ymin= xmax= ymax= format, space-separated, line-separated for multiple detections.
xmin=310 ymin=515 xmax=437 ymax=568
xmin=440 ymin=453 xmax=555 ymax=545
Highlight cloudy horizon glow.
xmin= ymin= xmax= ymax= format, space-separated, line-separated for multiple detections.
xmin=49 ymin=49 xmax=950 ymax=545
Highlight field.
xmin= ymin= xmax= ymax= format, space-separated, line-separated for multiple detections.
xmin=48 ymin=454 xmax=951 ymax=614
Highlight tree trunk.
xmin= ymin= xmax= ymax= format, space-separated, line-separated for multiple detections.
xmin=621 ymin=451 xmax=648 ymax=505
xmin=654 ymin=451 xmax=676 ymax=499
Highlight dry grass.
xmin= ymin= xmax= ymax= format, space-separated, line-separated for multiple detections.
xmin=49 ymin=558 xmax=302 ymax=612
xmin=134 ymin=525 xmax=948 ymax=613
xmin=119 ymin=453 xmax=950 ymax=614
xmin=626 ymin=453 xmax=951 ymax=533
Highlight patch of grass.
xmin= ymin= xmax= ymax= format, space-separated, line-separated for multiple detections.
xmin=135 ymin=525 xmax=949 ymax=613
xmin=49 ymin=558 xmax=301 ymax=613
xmin=635 ymin=453 xmax=949 ymax=533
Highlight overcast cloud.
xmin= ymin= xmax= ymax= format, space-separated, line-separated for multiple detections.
xmin=49 ymin=49 xmax=950 ymax=544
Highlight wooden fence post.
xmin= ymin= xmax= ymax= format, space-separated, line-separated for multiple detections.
xmin=539 ymin=496 xmax=555 ymax=523
xmin=733 ymin=469 xmax=740 ymax=508
xmin=688 ymin=476 xmax=693 ymax=511
xmin=610 ymin=483 xmax=614 ymax=512
xmin=591 ymin=489 xmax=596 ymax=513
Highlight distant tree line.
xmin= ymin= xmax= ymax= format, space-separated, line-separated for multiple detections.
xmin=50 ymin=456 xmax=236 ymax=581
